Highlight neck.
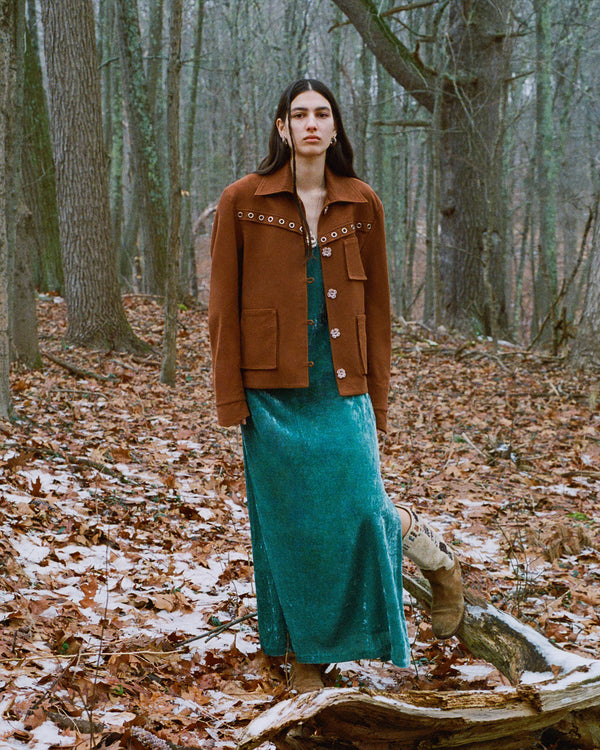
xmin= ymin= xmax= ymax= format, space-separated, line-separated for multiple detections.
xmin=292 ymin=154 xmax=327 ymax=192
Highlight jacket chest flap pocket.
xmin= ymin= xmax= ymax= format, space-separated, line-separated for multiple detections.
xmin=241 ymin=308 xmax=278 ymax=370
xmin=344 ymin=236 xmax=367 ymax=280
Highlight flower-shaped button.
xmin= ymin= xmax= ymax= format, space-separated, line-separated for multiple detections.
xmin=327 ymin=288 xmax=337 ymax=299
xmin=321 ymin=246 xmax=332 ymax=257
xmin=330 ymin=328 xmax=341 ymax=338
xmin=336 ymin=368 xmax=346 ymax=379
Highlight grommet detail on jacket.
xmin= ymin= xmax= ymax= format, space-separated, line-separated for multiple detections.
xmin=308 ymin=361 xmax=314 ymax=367
xmin=336 ymin=368 xmax=347 ymax=379
xmin=308 ymin=319 xmax=315 ymax=326
xmin=322 ymin=246 xmax=332 ymax=257
xmin=330 ymin=328 xmax=341 ymax=338
xmin=327 ymin=288 xmax=338 ymax=299
xmin=307 ymin=277 xmax=315 ymax=284
xmin=237 ymin=209 xmax=309 ymax=234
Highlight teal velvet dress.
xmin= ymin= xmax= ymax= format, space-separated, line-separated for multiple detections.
xmin=241 ymin=249 xmax=410 ymax=666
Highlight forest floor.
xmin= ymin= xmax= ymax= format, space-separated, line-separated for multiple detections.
xmin=1 ymin=295 xmax=599 ymax=750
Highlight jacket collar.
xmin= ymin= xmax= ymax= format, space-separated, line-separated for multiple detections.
xmin=254 ymin=162 xmax=367 ymax=204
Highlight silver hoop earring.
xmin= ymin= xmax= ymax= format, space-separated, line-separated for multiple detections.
xmin=281 ymin=135 xmax=288 ymax=146
xmin=330 ymin=134 xmax=337 ymax=145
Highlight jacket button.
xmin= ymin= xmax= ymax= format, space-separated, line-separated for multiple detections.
xmin=330 ymin=328 xmax=341 ymax=338
xmin=327 ymin=288 xmax=337 ymax=299
xmin=321 ymin=246 xmax=332 ymax=257
xmin=336 ymin=368 xmax=346 ymax=379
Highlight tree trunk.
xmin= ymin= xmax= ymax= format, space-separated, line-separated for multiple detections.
xmin=115 ymin=0 xmax=168 ymax=295
xmin=22 ymin=0 xmax=62 ymax=293
xmin=331 ymin=0 xmax=510 ymax=337
xmin=572 ymin=240 xmax=600 ymax=366
xmin=438 ymin=0 xmax=510 ymax=335
xmin=12 ymin=203 xmax=41 ymax=368
xmin=160 ymin=0 xmax=182 ymax=385
xmin=531 ymin=0 xmax=557 ymax=344
xmin=179 ymin=0 xmax=204 ymax=300
xmin=0 ymin=0 xmax=16 ymax=418
xmin=39 ymin=0 xmax=145 ymax=352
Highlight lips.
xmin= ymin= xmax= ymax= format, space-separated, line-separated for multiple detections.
xmin=304 ymin=136 xmax=320 ymax=142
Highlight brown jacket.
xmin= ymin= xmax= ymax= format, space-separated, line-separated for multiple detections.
xmin=208 ymin=163 xmax=392 ymax=431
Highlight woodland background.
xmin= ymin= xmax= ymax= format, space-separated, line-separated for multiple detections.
xmin=0 ymin=1 xmax=599 ymax=749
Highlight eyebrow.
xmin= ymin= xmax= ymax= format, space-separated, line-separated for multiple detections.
xmin=290 ymin=105 xmax=331 ymax=113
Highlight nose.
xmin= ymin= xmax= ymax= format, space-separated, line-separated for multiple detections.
xmin=306 ymin=113 xmax=318 ymax=129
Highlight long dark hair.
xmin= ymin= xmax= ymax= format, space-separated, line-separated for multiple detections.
xmin=256 ymin=79 xmax=357 ymax=178
xmin=256 ymin=79 xmax=357 ymax=253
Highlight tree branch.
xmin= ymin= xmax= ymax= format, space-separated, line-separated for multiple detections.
xmin=331 ymin=0 xmax=436 ymax=112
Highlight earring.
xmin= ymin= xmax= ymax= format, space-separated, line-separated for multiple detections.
xmin=330 ymin=134 xmax=337 ymax=145
xmin=281 ymin=135 xmax=288 ymax=146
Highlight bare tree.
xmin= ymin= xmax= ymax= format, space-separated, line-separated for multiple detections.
xmin=332 ymin=0 xmax=511 ymax=336
xmin=160 ymin=0 xmax=183 ymax=385
xmin=0 ymin=0 xmax=17 ymax=418
xmin=39 ymin=0 xmax=144 ymax=351
xmin=115 ymin=0 xmax=168 ymax=294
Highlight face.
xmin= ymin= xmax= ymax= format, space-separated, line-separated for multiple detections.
xmin=277 ymin=90 xmax=337 ymax=158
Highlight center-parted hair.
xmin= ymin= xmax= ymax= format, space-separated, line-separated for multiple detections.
xmin=257 ymin=79 xmax=357 ymax=178
xmin=256 ymin=79 xmax=357 ymax=253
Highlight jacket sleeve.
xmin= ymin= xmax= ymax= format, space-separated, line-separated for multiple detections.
xmin=362 ymin=192 xmax=391 ymax=433
xmin=207 ymin=187 xmax=250 ymax=427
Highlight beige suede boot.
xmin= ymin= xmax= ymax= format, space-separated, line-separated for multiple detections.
xmin=401 ymin=508 xmax=464 ymax=639
xmin=290 ymin=661 xmax=324 ymax=693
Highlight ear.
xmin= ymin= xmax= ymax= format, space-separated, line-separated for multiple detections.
xmin=276 ymin=117 xmax=288 ymax=141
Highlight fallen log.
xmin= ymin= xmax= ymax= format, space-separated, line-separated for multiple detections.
xmin=402 ymin=573 xmax=591 ymax=685
xmin=239 ymin=574 xmax=600 ymax=749
xmin=239 ymin=665 xmax=600 ymax=750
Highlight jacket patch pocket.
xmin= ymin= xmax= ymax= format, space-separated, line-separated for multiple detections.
xmin=241 ymin=308 xmax=278 ymax=370
xmin=344 ymin=236 xmax=367 ymax=280
xmin=356 ymin=314 xmax=368 ymax=374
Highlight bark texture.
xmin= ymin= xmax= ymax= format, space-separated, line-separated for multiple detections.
xmin=22 ymin=0 xmax=62 ymax=292
xmin=0 ymin=0 xmax=15 ymax=417
xmin=12 ymin=203 xmax=41 ymax=368
xmin=39 ymin=0 xmax=144 ymax=351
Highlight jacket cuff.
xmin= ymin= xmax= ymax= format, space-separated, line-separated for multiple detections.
xmin=217 ymin=399 xmax=250 ymax=427
xmin=374 ymin=408 xmax=387 ymax=433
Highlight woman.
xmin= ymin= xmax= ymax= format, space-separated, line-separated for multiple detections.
xmin=208 ymin=79 xmax=463 ymax=692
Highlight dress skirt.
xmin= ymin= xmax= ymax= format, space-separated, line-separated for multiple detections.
xmin=241 ymin=250 xmax=410 ymax=666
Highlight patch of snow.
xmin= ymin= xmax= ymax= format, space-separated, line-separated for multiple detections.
xmin=11 ymin=538 xmax=51 ymax=564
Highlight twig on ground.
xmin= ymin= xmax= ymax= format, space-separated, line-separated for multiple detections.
xmin=43 ymin=351 xmax=116 ymax=382
xmin=170 ymin=612 xmax=258 ymax=650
